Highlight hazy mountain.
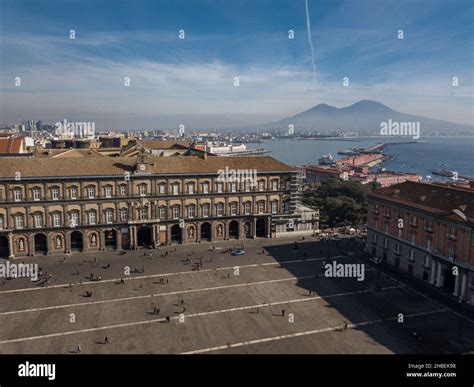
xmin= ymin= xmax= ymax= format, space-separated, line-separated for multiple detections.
xmin=256 ymin=100 xmax=473 ymax=134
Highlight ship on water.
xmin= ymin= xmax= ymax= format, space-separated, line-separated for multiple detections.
xmin=318 ymin=154 xmax=335 ymax=165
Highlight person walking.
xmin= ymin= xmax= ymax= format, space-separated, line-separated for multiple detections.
xmin=77 ymin=344 xmax=81 ymax=353
xmin=104 ymin=336 xmax=109 ymax=344
xmin=282 ymin=309 xmax=285 ymax=316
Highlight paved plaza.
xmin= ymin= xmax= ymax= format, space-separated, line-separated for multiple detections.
xmin=0 ymin=236 xmax=473 ymax=354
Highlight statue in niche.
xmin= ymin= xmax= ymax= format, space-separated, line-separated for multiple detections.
xmin=90 ymin=234 xmax=97 ymax=246
xmin=56 ymin=236 xmax=62 ymax=248
xmin=188 ymin=227 xmax=194 ymax=238
xmin=217 ymin=225 xmax=223 ymax=237
xmin=18 ymin=238 xmax=25 ymax=251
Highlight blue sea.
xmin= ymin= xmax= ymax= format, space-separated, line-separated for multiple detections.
xmin=247 ymin=136 xmax=474 ymax=181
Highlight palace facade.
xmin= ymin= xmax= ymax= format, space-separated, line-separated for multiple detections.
xmin=0 ymin=153 xmax=301 ymax=258
xmin=366 ymin=181 xmax=474 ymax=304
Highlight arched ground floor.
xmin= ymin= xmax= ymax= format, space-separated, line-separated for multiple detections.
xmin=0 ymin=216 xmax=274 ymax=258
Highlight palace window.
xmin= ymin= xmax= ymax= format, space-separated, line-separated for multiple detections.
xmin=13 ymin=189 xmax=22 ymax=202
xmin=202 ymin=204 xmax=210 ymax=217
xmin=139 ymin=209 xmax=148 ymax=221
xmin=34 ymin=214 xmax=43 ymax=228
xmin=120 ymin=208 xmax=128 ymax=222
xmin=139 ymin=184 xmax=147 ymax=197
xmin=244 ymin=202 xmax=251 ymax=215
xmin=245 ymin=181 xmax=251 ymax=192
xmin=272 ymin=180 xmax=278 ymax=191
xmin=158 ymin=183 xmax=166 ymax=194
xmin=188 ymin=205 xmax=196 ymax=218
xmin=425 ymin=220 xmax=433 ymax=231
xmin=216 ymin=183 xmax=223 ymax=193
xmin=0 ymin=215 xmax=4 ymax=230
xmin=70 ymin=186 xmax=78 ymax=199
xmin=172 ymin=183 xmax=179 ymax=195
xmin=105 ymin=209 xmax=114 ymax=224
xmin=32 ymin=188 xmax=41 ymax=201
xmin=87 ymin=186 xmax=96 ymax=199
xmin=423 ymin=255 xmax=430 ymax=268
xmin=230 ymin=203 xmax=237 ymax=216
xmin=257 ymin=201 xmax=265 ymax=214
xmin=426 ymin=236 xmax=432 ymax=251
xmin=258 ymin=180 xmax=265 ymax=192
xmin=394 ymin=243 xmax=400 ymax=255
xmin=104 ymin=186 xmax=112 ymax=198
xmin=216 ymin=203 xmax=224 ymax=217
xmin=53 ymin=213 xmax=62 ymax=227
xmin=119 ymin=185 xmax=127 ymax=196
xmin=202 ymin=182 xmax=209 ymax=194
xmin=51 ymin=187 xmax=60 ymax=200
xmin=172 ymin=206 xmax=180 ymax=220
xmin=231 ymin=182 xmax=237 ymax=193
xmin=159 ymin=207 xmax=167 ymax=219
xmin=271 ymin=201 xmax=278 ymax=214
xmin=88 ymin=211 xmax=97 ymax=225
xmin=70 ymin=211 xmax=79 ymax=227
xmin=188 ymin=183 xmax=195 ymax=195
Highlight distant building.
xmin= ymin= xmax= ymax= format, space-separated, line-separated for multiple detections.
xmin=366 ymin=181 xmax=474 ymax=304
xmin=350 ymin=170 xmax=422 ymax=187
xmin=304 ymin=165 xmax=349 ymax=184
xmin=121 ymin=140 xmax=196 ymax=157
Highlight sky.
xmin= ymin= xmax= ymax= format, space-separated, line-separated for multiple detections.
xmin=0 ymin=0 xmax=473 ymax=130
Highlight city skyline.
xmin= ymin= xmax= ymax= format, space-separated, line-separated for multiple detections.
xmin=0 ymin=0 xmax=473 ymax=129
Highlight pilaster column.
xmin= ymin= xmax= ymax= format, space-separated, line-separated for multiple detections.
xmin=436 ymin=261 xmax=442 ymax=287
xmin=116 ymin=228 xmax=122 ymax=250
xmin=28 ymin=234 xmax=35 ymax=256
xmin=430 ymin=259 xmax=436 ymax=284
xmin=65 ymin=231 xmax=71 ymax=254
xmin=8 ymin=232 xmax=14 ymax=258
xmin=453 ymin=271 xmax=460 ymax=296
xmin=460 ymin=273 xmax=467 ymax=300
xmin=100 ymin=230 xmax=106 ymax=251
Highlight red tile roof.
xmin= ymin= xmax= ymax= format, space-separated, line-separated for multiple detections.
xmin=369 ymin=181 xmax=474 ymax=222
xmin=0 ymin=136 xmax=25 ymax=154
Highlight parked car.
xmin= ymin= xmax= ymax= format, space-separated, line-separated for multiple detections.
xmin=231 ymin=249 xmax=245 ymax=256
